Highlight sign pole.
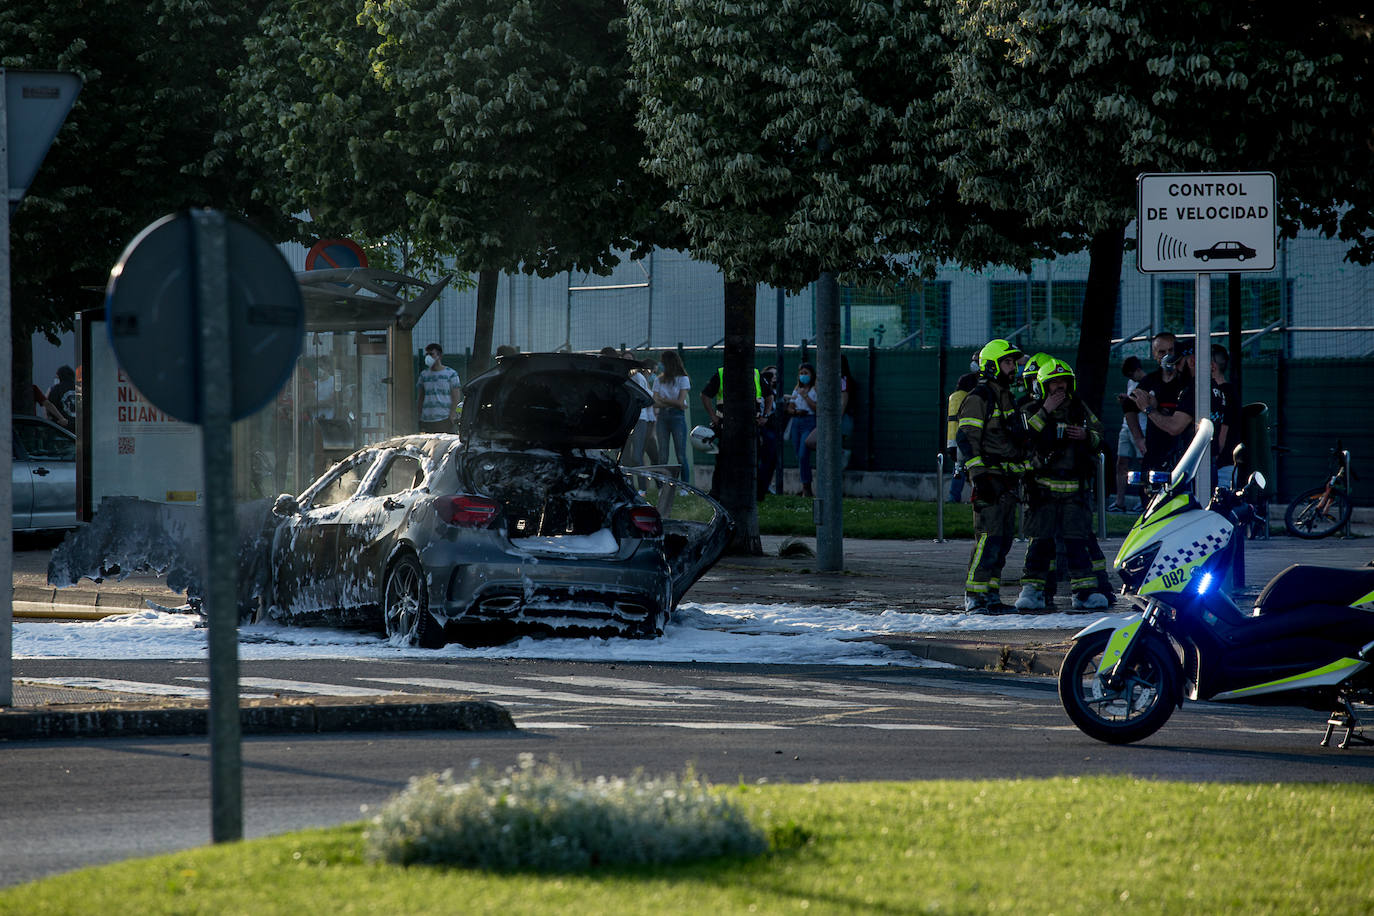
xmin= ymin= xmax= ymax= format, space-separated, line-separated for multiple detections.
xmin=1195 ymin=273 xmax=1211 ymax=498
xmin=193 ymin=210 xmax=243 ymax=842
xmin=1 ymin=70 xmax=83 ymax=705
xmin=1137 ymin=171 xmax=1275 ymax=502
xmin=1 ymin=72 xmax=13 ymax=707
xmin=105 ymin=206 xmax=300 ymax=840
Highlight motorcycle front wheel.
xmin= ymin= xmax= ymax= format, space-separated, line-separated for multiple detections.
xmin=1284 ymin=486 xmax=1352 ymax=539
xmin=1058 ymin=630 xmax=1180 ymax=744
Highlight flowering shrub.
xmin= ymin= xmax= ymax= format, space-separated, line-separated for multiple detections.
xmin=364 ymin=754 xmax=767 ymax=871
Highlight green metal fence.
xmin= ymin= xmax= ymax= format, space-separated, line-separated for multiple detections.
xmin=435 ymin=348 xmax=1371 ymax=506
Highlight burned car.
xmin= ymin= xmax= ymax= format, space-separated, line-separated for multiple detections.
xmin=260 ymin=352 xmax=731 ymax=646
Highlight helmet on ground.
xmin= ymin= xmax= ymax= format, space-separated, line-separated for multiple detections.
xmin=1036 ymin=358 xmax=1076 ymax=397
xmin=978 ymin=339 xmax=1023 ymax=379
xmin=689 ymin=424 xmax=718 ymax=454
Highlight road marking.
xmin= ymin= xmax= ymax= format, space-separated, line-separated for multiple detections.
xmin=859 ymin=674 xmax=1054 ymax=702
xmin=181 ymin=676 xmax=395 ymax=697
xmin=19 ymin=676 xmax=266 ymax=700
xmin=719 ymin=675 xmax=1019 ymax=708
xmin=520 ymin=674 xmax=859 ymax=708
xmin=359 ymin=677 xmax=709 ymax=708
xmin=657 ymin=722 xmax=790 ymax=730
xmin=515 ymin=722 xmax=978 ymax=731
xmin=832 ymin=723 xmax=976 ymax=731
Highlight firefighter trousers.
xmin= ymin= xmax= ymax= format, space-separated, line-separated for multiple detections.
xmin=965 ymin=477 xmax=1019 ymax=597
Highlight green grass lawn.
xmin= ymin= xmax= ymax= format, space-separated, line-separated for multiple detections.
xmin=755 ymin=495 xmax=1142 ymax=540
xmin=7 ymin=777 xmax=1370 ymax=915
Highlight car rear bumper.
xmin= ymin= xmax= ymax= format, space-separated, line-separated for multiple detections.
xmin=417 ymin=535 xmax=672 ymax=634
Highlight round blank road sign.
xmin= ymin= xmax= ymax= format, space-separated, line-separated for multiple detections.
xmin=105 ymin=210 xmax=304 ymax=424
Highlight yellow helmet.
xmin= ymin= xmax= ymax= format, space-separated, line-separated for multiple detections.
xmin=1036 ymin=358 xmax=1075 ymax=398
xmin=1021 ymin=351 xmax=1052 ymax=385
xmin=978 ymin=339 xmax=1023 ymax=379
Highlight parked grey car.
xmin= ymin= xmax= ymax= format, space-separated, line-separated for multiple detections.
xmin=13 ymin=415 xmax=77 ymax=532
xmin=261 ymin=353 xmax=732 ymax=646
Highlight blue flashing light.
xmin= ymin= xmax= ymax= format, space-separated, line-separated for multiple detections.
xmin=1195 ymin=572 xmax=1214 ymax=595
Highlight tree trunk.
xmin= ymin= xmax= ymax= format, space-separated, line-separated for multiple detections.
xmin=469 ymin=268 xmax=499 ymax=378
xmin=721 ymin=279 xmax=761 ymax=555
xmin=1074 ymin=222 xmax=1126 ymax=417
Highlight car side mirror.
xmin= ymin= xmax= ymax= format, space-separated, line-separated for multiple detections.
xmin=272 ymin=493 xmax=300 ymax=517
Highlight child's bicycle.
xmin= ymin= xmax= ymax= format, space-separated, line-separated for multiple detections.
xmin=1283 ymin=446 xmax=1353 ymax=539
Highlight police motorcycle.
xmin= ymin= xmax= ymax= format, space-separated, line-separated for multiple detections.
xmin=1058 ymin=419 xmax=1374 ymax=747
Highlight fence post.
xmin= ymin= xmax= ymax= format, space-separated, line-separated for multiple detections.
xmin=1343 ymin=448 xmax=1353 ymax=539
xmin=935 ymin=452 xmax=945 ymax=543
xmin=1096 ymin=453 xmax=1108 ymax=540
xmin=867 ymin=338 xmax=877 ymax=470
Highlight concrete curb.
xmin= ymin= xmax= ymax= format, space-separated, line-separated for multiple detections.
xmin=12 ymin=584 xmax=160 ymax=619
xmin=0 ymin=694 xmax=516 ymax=741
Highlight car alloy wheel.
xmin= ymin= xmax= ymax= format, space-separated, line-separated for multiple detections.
xmin=383 ymin=553 xmax=443 ymax=648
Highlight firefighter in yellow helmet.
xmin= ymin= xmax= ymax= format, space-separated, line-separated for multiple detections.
xmin=1014 ymin=358 xmax=1108 ymax=612
xmin=944 ymin=355 xmax=980 ymax=502
xmin=955 ymin=338 xmax=1031 ymax=612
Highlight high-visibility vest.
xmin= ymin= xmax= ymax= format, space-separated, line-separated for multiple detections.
xmin=713 ymin=367 xmax=763 ymax=402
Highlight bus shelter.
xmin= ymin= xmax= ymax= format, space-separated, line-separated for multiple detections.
xmin=250 ymin=268 xmax=450 ymax=497
xmin=76 ymin=268 xmax=450 ymax=518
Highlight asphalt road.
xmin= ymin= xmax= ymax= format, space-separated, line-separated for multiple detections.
xmin=5 ymin=656 xmax=1374 ymax=887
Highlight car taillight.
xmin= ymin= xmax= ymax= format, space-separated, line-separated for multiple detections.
xmin=627 ymin=506 xmax=662 ymax=537
xmin=434 ymin=494 xmax=500 ymax=528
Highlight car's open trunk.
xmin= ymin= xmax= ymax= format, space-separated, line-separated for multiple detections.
xmin=461 ymin=451 xmax=632 ymax=542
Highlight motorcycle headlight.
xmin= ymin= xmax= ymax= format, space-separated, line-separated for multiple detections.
xmin=1118 ymin=542 xmax=1161 ymax=589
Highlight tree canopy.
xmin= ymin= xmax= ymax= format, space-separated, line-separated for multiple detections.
xmin=1 ymin=0 xmax=284 ymax=342
xmin=626 ymin=0 xmax=1047 ymax=294
xmin=941 ymin=0 xmax=1374 ymax=259
xmin=939 ymin=0 xmax=1374 ymax=410
xmin=229 ymin=0 xmax=675 ymax=274
xmin=229 ymin=0 xmax=678 ymax=371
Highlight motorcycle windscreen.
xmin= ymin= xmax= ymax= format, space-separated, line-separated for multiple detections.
xmin=1168 ymin=418 xmax=1214 ymax=493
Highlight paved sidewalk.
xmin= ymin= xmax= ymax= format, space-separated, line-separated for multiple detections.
xmin=6 ymin=523 xmax=1371 ymax=737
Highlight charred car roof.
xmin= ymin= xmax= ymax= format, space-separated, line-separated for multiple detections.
xmin=460 ymin=352 xmax=650 ymax=451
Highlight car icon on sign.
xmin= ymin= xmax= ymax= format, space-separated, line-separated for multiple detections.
xmin=1195 ymin=240 xmax=1257 ymax=262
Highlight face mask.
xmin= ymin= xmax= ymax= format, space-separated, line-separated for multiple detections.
xmin=655 ymin=364 xmax=664 ymax=374
xmin=799 ymin=374 xmax=811 ymax=385
xmin=425 ymin=354 xmax=438 ymax=369
xmin=52 ymin=377 xmax=60 ymax=388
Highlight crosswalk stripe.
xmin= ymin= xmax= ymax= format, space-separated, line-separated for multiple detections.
xmin=720 ymin=675 xmax=1018 ymax=708
xmin=519 ymin=674 xmax=859 ymax=708
xmin=860 ymin=674 xmax=1052 ymax=703
xmin=180 ymin=676 xmax=395 ymax=697
xmin=657 ymin=722 xmax=790 ymax=730
xmin=513 ymin=721 xmax=1009 ymax=731
xmin=832 ymin=723 xmax=976 ymax=731
xmin=359 ymin=677 xmax=710 ymax=708
xmin=18 ymin=676 xmax=268 ymax=700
